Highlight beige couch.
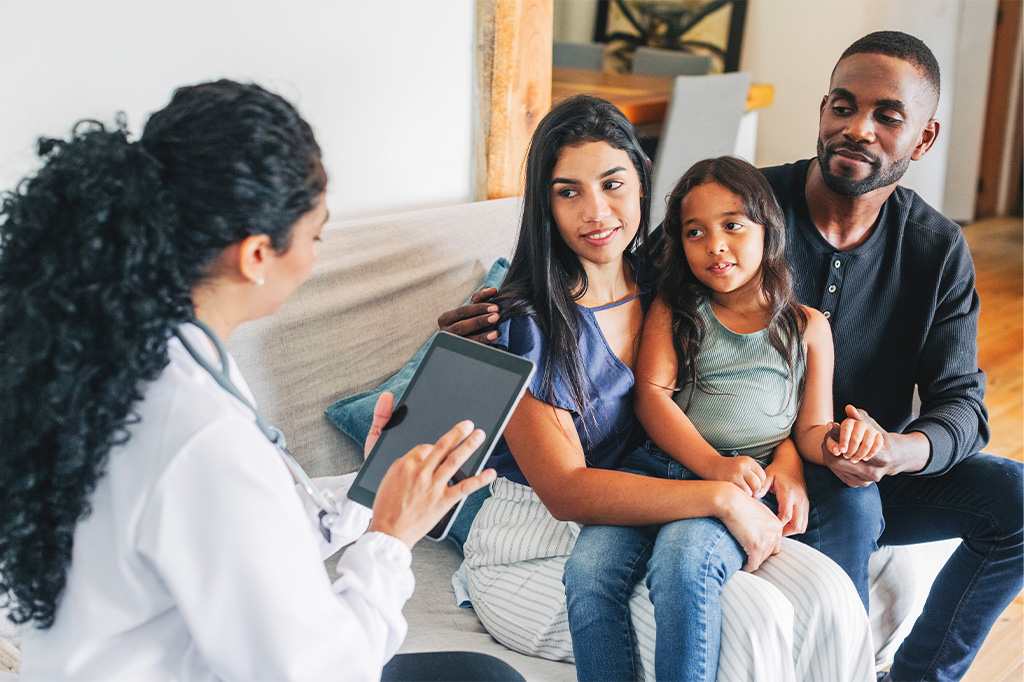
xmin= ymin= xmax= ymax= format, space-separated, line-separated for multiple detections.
xmin=0 ymin=197 xmax=954 ymax=680
xmin=228 ymin=195 xmax=961 ymax=679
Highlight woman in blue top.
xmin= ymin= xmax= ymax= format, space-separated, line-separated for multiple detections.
xmin=456 ymin=95 xmax=873 ymax=681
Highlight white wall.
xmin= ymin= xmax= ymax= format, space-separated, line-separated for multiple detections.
xmin=0 ymin=0 xmax=476 ymax=220
xmin=943 ymin=0 xmax=1000 ymax=221
xmin=2 ymin=2 xmax=998 ymax=222
xmin=740 ymin=0 xmax=997 ymax=220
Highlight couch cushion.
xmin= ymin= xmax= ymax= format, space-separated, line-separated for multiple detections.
xmin=327 ymin=539 xmax=574 ymax=682
xmin=230 ymin=198 xmax=521 ymax=477
xmin=324 ymin=257 xmax=510 ymax=449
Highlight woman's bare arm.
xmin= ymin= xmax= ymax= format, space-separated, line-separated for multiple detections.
xmin=503 ymin=389 xmax=783 ymax=570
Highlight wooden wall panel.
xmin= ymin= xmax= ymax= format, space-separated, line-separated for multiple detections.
xmin=977 ymin=0 xmax=1022 ymax=217
xmin=477 ymin=0 xmax=553 ymax=200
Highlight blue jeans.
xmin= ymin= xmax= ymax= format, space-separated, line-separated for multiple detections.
xmin=563 ymin=444 xmax=775 ymax=682
xmin=800 ymin=454 xmax=1023 ymax=682
xmin=793 ymin=463 xmax=884 ymax=609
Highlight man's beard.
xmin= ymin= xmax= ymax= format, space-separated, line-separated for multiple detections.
xmin=816 ymin=138 xmax=912 ymax=196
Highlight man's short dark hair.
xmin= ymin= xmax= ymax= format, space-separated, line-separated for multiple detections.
xmin=837 ymin=30 xmax=941 ymax=100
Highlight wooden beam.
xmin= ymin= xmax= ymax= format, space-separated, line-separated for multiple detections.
xmin=477 ymin=0 xmax=553 ymax=200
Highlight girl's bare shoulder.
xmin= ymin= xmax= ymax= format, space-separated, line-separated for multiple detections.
xmin=800 ymin=306 xmax=832 ymax=345
xmin=801 ymin=305 xmax=826 ymax=323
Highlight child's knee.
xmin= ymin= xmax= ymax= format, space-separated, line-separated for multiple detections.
xmin=647 ymin=518 xmax=743 ymax=585
xmin=562 ymin=545 xmax=601 ymax=594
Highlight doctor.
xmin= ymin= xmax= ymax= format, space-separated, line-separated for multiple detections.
xmin=0 ymin=80 xmax=518 ymax=681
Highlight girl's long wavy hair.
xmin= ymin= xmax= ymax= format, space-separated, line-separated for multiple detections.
xmin=494 ymin=94 xmax=652 ymax=426
xmin=659 ymin=156 xmax=806 ymax=408
xmin=0 ymin=80 xmax=326 ymax=629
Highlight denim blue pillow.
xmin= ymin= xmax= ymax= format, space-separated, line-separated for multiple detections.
xmin=325 ymin=257 xmax=509 ymax=451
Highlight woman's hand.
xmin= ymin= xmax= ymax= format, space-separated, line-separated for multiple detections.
xmin=368 ymin=420 xmax=496 ymax=549
xmin=717 ymin=487 xmax=783 ymax=572
xmin=436 ymin=287 xmax=500 ymax=343
xmin=708 ymin=455 xmax=767 ymax=497
xmin=364 ymin=392 xmax=395 ymax=459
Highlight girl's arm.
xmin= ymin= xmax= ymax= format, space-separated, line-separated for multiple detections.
xmin=633 ymin=297 xmax=766 ymax=496
xmin=504 ymin=389 xmax=783 ymax=571
xmin=762 ymin=437 xmax=808 ymax=536
xmin=792 ymin=307 xmax=882 ymax=465
xmin=792 ymin=308 xmax=835 ymax=465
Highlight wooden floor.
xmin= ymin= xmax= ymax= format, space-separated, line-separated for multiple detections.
xmin=960 ymin=216 xmax=1023 ymax=682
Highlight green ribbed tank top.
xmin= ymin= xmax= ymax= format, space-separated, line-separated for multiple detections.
xmin=672 ymin=298 xmax=804 ymax=466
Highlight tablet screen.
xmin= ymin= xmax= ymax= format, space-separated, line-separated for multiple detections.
xmin=348 ymin=333 xmax=534 ymax=538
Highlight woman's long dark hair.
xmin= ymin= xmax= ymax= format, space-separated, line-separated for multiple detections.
xmin=0 ymin=80 xmax=326 ymax=629
xmin=495 ymin=94 xmax=652 ymax=424
xmin=659 ymin=156 xmax=806 ymax=408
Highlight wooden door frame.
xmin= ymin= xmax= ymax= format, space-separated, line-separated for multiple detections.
xmin=476 ymin=0 xmax=553 ymax=200
xmin=977 ymin=0 xmax=1023 ymax=218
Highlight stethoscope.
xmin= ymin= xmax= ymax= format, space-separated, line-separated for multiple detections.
xmin=176 ymin=319 xmax=341 ymax=542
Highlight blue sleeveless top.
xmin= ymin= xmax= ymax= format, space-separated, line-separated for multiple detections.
xmin=487 ymin=262 xmax=655 ymax=486
xmin=673 ymin=298 xmax=804 ymax=466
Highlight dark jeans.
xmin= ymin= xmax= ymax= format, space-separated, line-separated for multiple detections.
xmin=799 ymin=454 xmax=1023 ymax=682
xmin=381 ymin=652 xmax=525 ymax=681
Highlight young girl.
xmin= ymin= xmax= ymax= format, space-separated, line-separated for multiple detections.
xmin=456 ymin=97 xmax=874 ymax=682
xmin=564 ymin=156 xmax=881 ymax=682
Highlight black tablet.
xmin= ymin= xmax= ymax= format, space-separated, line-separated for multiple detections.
xmin=348 ymin=331 xmax=535 ymax=540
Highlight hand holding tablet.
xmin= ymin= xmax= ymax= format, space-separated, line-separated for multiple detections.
xmin=350 ymin=332 xmax=536 ymax=541
xmin=367 ymin=419 xmax=491 ymax=548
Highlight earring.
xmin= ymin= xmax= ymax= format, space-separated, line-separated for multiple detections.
xmin=256 ymin=278 xmax=265 ymax=287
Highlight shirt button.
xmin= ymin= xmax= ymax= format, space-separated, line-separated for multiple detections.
xmin=834 ymin=259 xmax=841 ymax=268
xmin=823 ymin=311 xmax=831 ymax=319
xmin=828 ymin=284 xmax=837 ymax=293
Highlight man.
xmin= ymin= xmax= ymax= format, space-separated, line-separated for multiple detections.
xmin=759 ymin=31 xmax=1022 ymax=682
xmin=439 ymin=31 xmax=1023 ymax=682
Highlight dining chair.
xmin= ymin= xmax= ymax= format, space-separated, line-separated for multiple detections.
xmin=648 ymin=71 xmax=753 ymax=227
xmin=631 ymin=46 xmax=713 ymax=77
xmin=552 ymin=41 xmax=605 ymax=71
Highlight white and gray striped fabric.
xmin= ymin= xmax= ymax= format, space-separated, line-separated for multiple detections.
xmin=463 ymin=478 xmax=874 ymax=681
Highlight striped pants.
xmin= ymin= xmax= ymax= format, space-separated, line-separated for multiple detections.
xmin=463 ymin=478 xmax=874 ymax=681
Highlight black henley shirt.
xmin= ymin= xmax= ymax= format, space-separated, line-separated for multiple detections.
xmin=762 ymin=159 xmax=989 ymax=476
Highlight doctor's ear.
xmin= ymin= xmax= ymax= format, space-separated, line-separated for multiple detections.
xmin=237 ymin=234 xmax=274 ymax=285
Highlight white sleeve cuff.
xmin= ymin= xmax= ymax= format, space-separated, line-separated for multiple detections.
xmin=348 ymin=532 xmax=413 ymax=573
xmin=331 ymin=531 xmax=415 ymax=660
xmin=333 ymin=531 xmax=414 ymax=604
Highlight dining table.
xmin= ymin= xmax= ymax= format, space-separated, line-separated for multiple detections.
xmin=552 ymin=66 xmax=774 ymax=125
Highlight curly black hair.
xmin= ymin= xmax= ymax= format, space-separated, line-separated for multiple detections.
xmin=0 ymin=80 xmax=326 ymax=629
